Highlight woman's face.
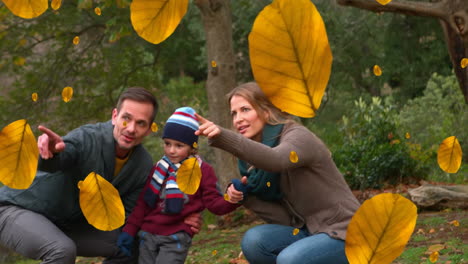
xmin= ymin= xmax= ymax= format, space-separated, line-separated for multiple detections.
xmin=230 ymin=95 xmax=266 ymax=142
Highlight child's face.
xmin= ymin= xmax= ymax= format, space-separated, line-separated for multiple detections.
xmin=163 ymin=138 xmax=192 ymax=163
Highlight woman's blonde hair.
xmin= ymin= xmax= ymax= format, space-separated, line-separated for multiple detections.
xmin=226 ymin=82 xmax=292 ymax=125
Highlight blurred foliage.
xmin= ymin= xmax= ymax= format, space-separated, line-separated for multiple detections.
xmin=399 ymin=73 xmax=467 ymax=183
xmin=0 ymin=0 xmax=463 ymax=185
xmin=333 ymin=97 xmax=425 ymax=190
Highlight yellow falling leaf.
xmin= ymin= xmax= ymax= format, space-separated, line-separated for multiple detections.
xmin=51 ymin=0 xmax=62 ymax=10
xmin=14 ymin=57 xmax=26 ymax=66
xmin=224 ymin=193 xmax=230 ymax=201
xmin=345 ymin=193 xmax=417 ymax=264
xmin=460 ymin=58 xmax=468 ymax=68
xmin=62 ymin=86 xmax=73 ymax=102
xmin=289 ymin=151 xmax=299 ymax=163
xmin=429 ymin=251 xmax=439 ymax=263
xmin=151 ymin=122 xmax=158 ymax=132
xmin=123 ymin=121 xmax=127 ymax=127
xmin=94 ymin=7 xmax=102 ymax=16
xmin=373 ymin=65 xmax=382 ymax=76
xmin=405 ymin=132 xmax=410 ymax=139
xmin=0 ymin=119 xmax=39 ymax=189
xmin=212 ymin=250 xmax=217 ymax=256
xmin=437 ymin=136 xmax=462 ymax=173
xmin=2 ymin=0 xmax=48 ymax=19
xmin=292 ymin=228 xmax=299 ymax=235
xmin=249 ymin=0 xmax=332 ymax=118
xmin=449 ymin=220 xmax=459 ymax=227
xmin=266 ymin=181 xmax=271 ymax=187
xmin=73 ymin=36 xmax=80 ymax=45
xmin=177 ymin=157 xmax=202 ymax=195
xmin=211 ymin=60 xmax=217 ymax=68
xmin=130 ymin=0 xmax=189 ymax=44
xmin=78 ymin=172 xmax=125 ymax=231
xmin=192 ymin=142 xmax=198 ymax=149
xmin=31 ymin=93 xmax=38 ymax=102
xmin=376 ymin=0 xmax=392 ymax=5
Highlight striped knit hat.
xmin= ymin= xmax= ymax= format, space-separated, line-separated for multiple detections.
xmin=162 ymin=106 xmax=199 ymax=147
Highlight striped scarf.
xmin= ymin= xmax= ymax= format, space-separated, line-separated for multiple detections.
xmin=144 ymin=155 xmax=186 ymax=214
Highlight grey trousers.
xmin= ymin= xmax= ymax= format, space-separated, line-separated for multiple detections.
xmin=138 ymin=231 xmax=192 ymax=264
xmin=0 ymin=205 xmax=136 ymax=264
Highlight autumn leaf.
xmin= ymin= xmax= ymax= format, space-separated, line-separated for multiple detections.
xmin=249 ymin=0 xmax=332 ymax=118
xmin=31 ymin=92 xmax=38 ymax=102
xmin=94 ymin=7 xmax=102 ymax=16
xmin=437 ymin=136 xmax=462 ymax=173
xmin=78 ymin=172 xmax=125 ymax=231
xmin=177 ymin=157 xmax=202 ymax=195
xmin=51 ymin=0 xmax=62 ymax=10
xmin=73 ymin=36 xmax=80 ymax=45
xmin=62 ymin=86 xmax=73 ymax=102
xmin=429 ymin=251 xmax=439 ymax=263
xmin=151 ymin=122 xmax=158 ymax=132
xmin=427 ymin=244 xmax=444 ymax=253
xmin=130 ymin=0 xmax=189 ymax=44
xmin=2 ymin=0 xmax=48 ymax=19
xmin=373 ymin=65 xmax=382 ymax=76
xmin=289 ymin=151 xmax=299 ymax=163
xmin=376 ymin=0 xmax=392 ymax=5
xmin=460 ymin=58 xmax=468 ymax=68
xmin=345 ymin=193 xmax=417 ymax=264
xmin=292 ymin=228 xmax=299 ymax=235
xmin=0 ymin=119 xmax=39 ymax=189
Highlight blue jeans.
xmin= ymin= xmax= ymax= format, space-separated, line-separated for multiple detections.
xmin=241 ymin=224 xmax=349 ymax=264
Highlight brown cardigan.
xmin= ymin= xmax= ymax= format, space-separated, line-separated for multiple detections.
xmin=209 ymin=122 xmax=360 ymax=240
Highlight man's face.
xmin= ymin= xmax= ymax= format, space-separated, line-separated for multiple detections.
xmin=112 ymin=99 xmax=153 ymax=158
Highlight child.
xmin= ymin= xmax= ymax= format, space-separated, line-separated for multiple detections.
xmin=117 ymin=106 xmax=239 ymax=264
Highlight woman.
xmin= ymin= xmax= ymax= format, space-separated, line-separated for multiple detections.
xmin=195 ymin=82 xmax=360 ymax=264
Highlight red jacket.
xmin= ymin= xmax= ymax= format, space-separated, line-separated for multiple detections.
xmin=123 ymin=160 xmax=239 ymax=237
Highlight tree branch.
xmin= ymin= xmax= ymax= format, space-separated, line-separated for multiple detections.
xmin=337 ymin=0 xmax=447 ymax=20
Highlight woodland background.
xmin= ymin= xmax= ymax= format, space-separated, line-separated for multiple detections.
xmin=0 ymin=0 xmax=467 ymax=263
xmin=0 ymin=0 xmax=466 ymax=187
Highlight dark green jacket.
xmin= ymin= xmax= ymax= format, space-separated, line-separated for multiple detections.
xmin=0 ymin=121 xmax=153 ymax=229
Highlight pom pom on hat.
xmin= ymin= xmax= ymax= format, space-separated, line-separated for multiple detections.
xmin=163 ymin=107 xmax=199 ymax=147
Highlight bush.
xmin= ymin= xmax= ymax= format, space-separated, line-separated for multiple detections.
xmin=399 ymin=73 xmax=467 ymax=183
xmin=333 ymin=97 xmax=424 ymax=190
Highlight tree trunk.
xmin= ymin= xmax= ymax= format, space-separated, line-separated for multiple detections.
xmin=195 ymin=0 xmax=240 ymax=188
xmin=337 ymin=0 xmax=468 ymax=103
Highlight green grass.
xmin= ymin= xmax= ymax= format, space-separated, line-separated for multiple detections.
xmin=418 ymin=216 xmax=446 ymax=226
xmin=397 ymin=247 xmax=427 ymax=264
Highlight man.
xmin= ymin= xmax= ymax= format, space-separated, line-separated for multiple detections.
xmin=0 ymin=87 xmax=201 ymax=263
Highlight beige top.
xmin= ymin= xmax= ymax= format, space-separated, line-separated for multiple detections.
xmin=209 ymin=122 xmax=360 ymax=240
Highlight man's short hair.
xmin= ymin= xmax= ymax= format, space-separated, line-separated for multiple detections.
xmin=116 ymin=87 xmax=158 ymax=122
